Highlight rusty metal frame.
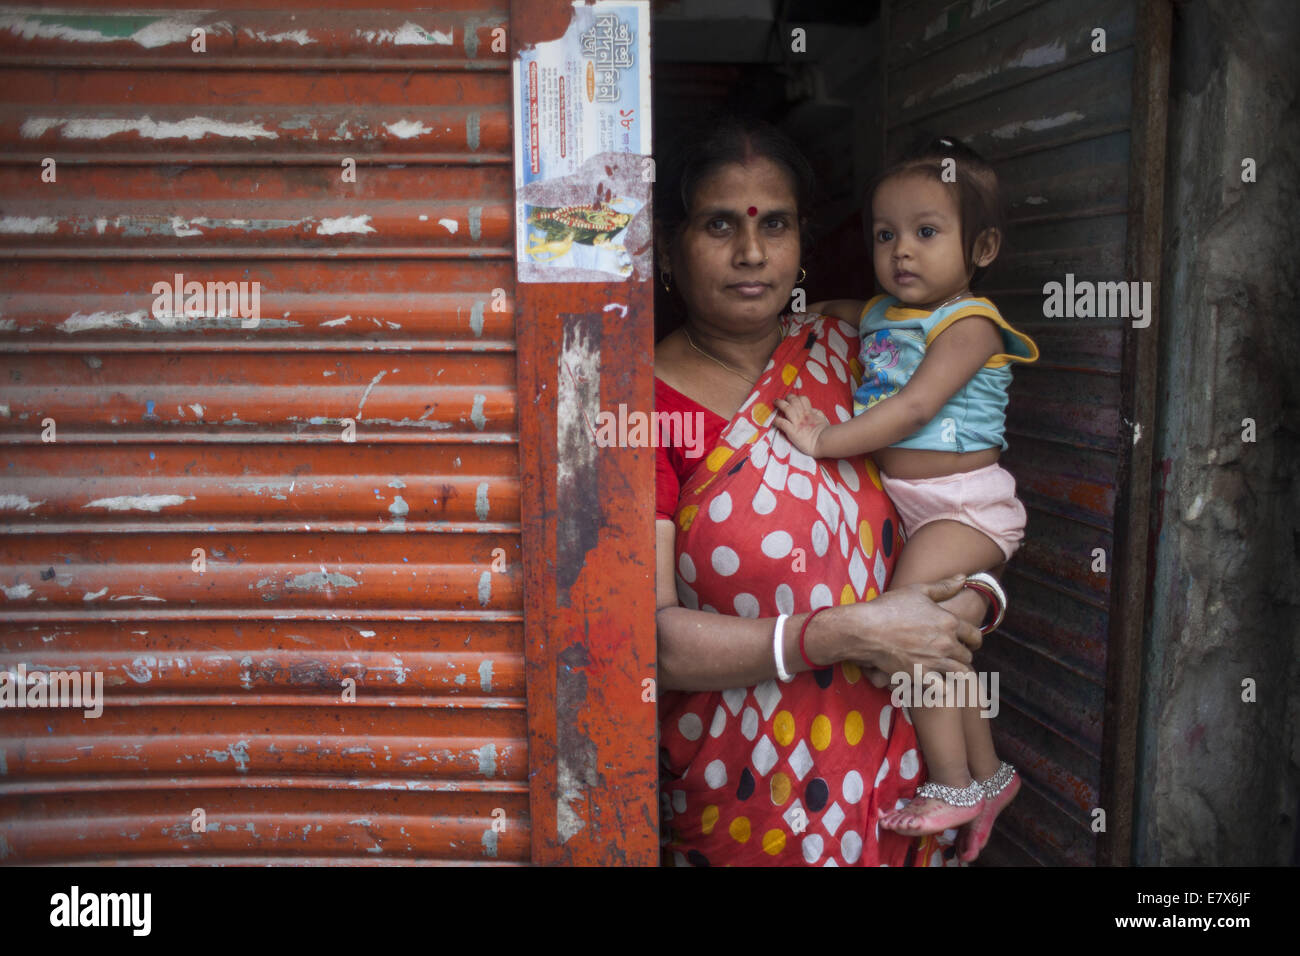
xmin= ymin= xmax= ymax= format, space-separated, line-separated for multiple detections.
xmin=510 ymin=0 xmax=660 ymax=866
xmin=1097 ymin=0 xmax=1172 ymax=866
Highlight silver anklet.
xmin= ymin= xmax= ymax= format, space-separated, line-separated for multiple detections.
xmin=914 ymin=779 xmax=984 ymax=807
xmin=978 ymin=761 xmax=1017 ymax=798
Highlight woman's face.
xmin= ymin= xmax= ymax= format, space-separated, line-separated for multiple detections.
xmin=668 ymin=158 xmax=801 ymax=334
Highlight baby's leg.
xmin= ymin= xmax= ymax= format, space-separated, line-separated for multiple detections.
xmin=879 ymin=519 xmax=1004 ymax=835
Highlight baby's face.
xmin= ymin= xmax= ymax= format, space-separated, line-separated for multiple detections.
xmin=870 ymin=172 xmax=972 ymax=311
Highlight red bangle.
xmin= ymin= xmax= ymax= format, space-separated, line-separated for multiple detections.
xmin=797 ymin=606 xmax=830 ymax=669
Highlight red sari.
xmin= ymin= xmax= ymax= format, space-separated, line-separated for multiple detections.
xmin=658 ymin=312 xmax=959 ymax=867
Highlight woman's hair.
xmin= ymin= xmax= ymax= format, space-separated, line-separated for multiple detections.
xmin=654 ymin=112 xmax=816 ymax=251
xmin=865 ymin=136 xmax=1005 ymax=286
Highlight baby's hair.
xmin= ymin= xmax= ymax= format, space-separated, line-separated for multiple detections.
xmin=865 ymin=136 xmax=1006 ymax=286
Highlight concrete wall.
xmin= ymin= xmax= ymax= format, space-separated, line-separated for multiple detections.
xmin=1137 ymin=0 xmax=1300 ymax=865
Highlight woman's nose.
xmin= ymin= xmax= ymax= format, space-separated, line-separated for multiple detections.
xmin=736 ymin=225 xmax=766 ymax=265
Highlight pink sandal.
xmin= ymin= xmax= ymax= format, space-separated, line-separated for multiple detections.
xmin=879 ymin=779 xmax=985 ymax=837
xmin=958 ymin=762 xmax=1021 ymax=862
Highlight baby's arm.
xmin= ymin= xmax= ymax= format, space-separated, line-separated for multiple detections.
xmin=807 ymin=298 xmax=865 ymax=322
xmin=773 ymin=316 xmax=1004 ymax=459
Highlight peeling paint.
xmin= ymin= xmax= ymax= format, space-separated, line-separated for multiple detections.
xmin=0 ymin=216 xmax=58 ymax=234
xmin=438 ymin=217 xmax=459 ymax=234
xmin=468 ymin=205 xmax=483 ymax=240
xmin=385 ymin=119 xmax=432 ymax=139
xmin=247 ymin=27 xmax=315 ymax=46
xmin=388 ymin=495 xmax=409 ymax=527
xmin=990 ymin=111 xmax=1086 ymax=140
xmin=478 ymin=659 xmax=493 ymax=693
xmin=356 ymin=369 xmax=387 ymax=418
xmin=58 ymin=310 xmax=149 ymax=333
xmin=477 ymin=742 xmax=497 ymax=777
xmin=22 ymin=115 xmax=277 ymax=141
xmin=477 ymin=570 xmax=491 ymax=607
xmin=467 ymin=112 xmax=481 ymax=151
xmin=284 ymin=571 xmax=359 ymax=590
xmin=470 ymin=300 xmax=485 ymax=337
xmin=208 ymin=740 xmax=251 ymax=772
xmin=322 ymin=314 xmax=352 ymax=327
xmin=470 ymin=393 xmax=487 ymax=431
xmin=0 ymin=14 xmax=224 ymax=49
xmin=256 ymin=567 xmax=358 ymax=590
xmin=123 ymin=657 xmax=155 ymax=684
xmin=169 ymin=215 xmax=204 ymax=237
xmin=481 ymin=828 xmax=498 ymax=858
xmin=2 ymin=583 xmax=32 ymax=599
xmin=0 ymin=494 xmax=44 ymax=511
xmin=1011 ymin=40 xmax=1068 ymax=69
xmin=317 ymin=215 xmax=376 ymax=236
xmin=475 ymin=482 xmax=490 ymax=520
xmin=82 ymin=587 xmax=108 ymax=601
xmin=356 ymin=22 xmax=453 ymax=45
xmin=83 ymin=494 xmax=192 ymax=512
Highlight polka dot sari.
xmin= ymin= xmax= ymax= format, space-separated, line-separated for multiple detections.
xmin=660 ymin=313 xmax=959 ymax=867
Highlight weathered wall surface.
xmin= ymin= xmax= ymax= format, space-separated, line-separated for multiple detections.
xmin=1137 ymin=0 xmax=1299 ymax=864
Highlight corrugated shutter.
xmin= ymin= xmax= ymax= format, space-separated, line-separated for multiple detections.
xmin=0 ymin=2 xmax=528 ymax=863
xmin=883 ymin=0 xmax=1167 ymax=865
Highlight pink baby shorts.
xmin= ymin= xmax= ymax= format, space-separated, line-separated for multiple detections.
xmin=879 ymin=462 xmax=1027 ymax=561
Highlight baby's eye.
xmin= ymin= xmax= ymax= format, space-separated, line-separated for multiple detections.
xmin=875 ymin=229 xmax=894 ymax=242
xmin=918 ymin=225 xmax=937 ymax=238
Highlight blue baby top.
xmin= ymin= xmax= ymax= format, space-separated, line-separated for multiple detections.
xmin=852 ymin=294 xmax=1038 ymax=452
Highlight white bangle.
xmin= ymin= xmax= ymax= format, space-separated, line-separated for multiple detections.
xmin=962 ymin=572 xmax=1007 ymax=634
xmin=773 ymin=613 xmax=793 ymax=682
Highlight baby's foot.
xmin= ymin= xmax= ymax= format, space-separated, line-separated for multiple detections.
xmin=879 ymin=780 xmax=985 ymax=837
xmin=958 ymin=762 xmax=1021 ymax=862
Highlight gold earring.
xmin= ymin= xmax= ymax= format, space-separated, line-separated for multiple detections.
xmin=798 ymin=267 xmax=807 ymax=284
xmin=660 ymin=270 xmax=672 ymax=292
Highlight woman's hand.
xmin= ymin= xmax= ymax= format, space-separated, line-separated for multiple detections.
xmin=838 ymin=574 xmax=983 ymax=682
xmin=773 ymin=394 xmax=831 ymax=458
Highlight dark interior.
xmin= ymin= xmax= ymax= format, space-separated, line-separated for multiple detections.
xmin=651 ymin=0 xmax=886 ymax=326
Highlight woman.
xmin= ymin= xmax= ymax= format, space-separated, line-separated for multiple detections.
xmin=654 ymin=116 xmax=995 ymax=866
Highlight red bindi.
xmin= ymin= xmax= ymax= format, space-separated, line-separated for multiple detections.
xmin=747 ymin=206 xmax=758 ymax=217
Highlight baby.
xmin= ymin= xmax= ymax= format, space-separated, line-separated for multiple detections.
xmin=774 ymin=137 xmax=1038 ymax=862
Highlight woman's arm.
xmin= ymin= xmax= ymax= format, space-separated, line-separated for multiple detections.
xmin=773 ymin=315 xmax=1004 ymax=459
xmin=656 ymin=519 xmax=985 ymax=692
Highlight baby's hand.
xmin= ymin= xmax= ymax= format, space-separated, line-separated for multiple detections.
xmin=773 ymin=395 xmax=831 ymax=458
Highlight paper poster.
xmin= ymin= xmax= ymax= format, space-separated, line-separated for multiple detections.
xmin=513 ymin=1 xmax=653 ymax=283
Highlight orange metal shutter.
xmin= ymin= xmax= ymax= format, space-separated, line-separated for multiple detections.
xmin=1 ymin=1 xmax=529 ymax=863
